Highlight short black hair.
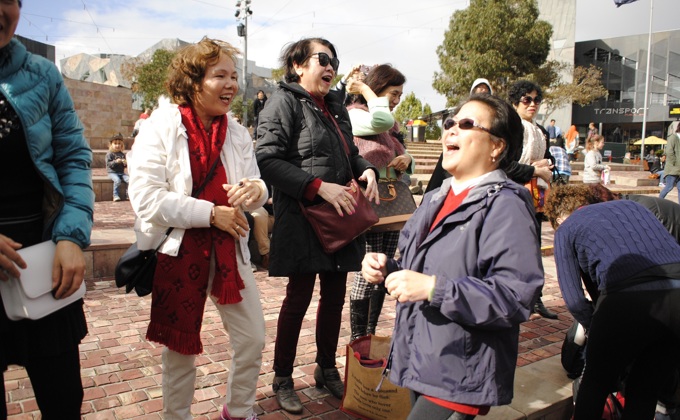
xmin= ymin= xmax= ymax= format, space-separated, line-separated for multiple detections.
xmin=508 ymin=80 xmax=542 ymax=105
xmin=18 ymin=0 xmax=22 ymax=7
xmin=454 ymin=94 xmax=523 ymax=171
xmin=280 ymin=38 xmax=337 ymax=84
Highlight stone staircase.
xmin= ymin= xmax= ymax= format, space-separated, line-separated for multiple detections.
xmin=91 ymin=136 xmax=134 ymax=202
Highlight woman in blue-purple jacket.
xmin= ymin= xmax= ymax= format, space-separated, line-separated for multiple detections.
xmin=362 ymin=94 xmax=544 ymax=419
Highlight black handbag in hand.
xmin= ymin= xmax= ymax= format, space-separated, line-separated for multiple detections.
xmin=115 ymin=157 xmax=221 ymax=297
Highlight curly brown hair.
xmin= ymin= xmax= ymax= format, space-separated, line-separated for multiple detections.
xmin=544 ymin=184 xmax=619 ymax=229
xmin=166 ymin=37 xmax=240 ymax=106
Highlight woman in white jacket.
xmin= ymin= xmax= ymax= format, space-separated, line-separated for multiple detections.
xmin=127 ymin=37 xmax=267 ymax=420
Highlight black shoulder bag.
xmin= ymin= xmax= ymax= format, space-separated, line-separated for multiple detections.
xmin=115 ymin=157 xmax=222 ymax=296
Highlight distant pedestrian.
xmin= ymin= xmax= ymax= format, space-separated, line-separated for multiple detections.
xmin=660 ymin=124 xmax=680 ymax=202
xmin=547 ymin=119 xmax=562 ymax=140
xmin=106 ymin=133 xmax=129 ymax=201
xmin=623 ymin=152 xmax=632 ymax=164
xmin=565 ymin=125 xmax=579 ymax=162
xmin=131 ymin=108 xmax=151 ymax=138
xmin=586 ymin=122 xmax=598 ymax=142
xmin=252 ymin=90 xmax=267 ymax=129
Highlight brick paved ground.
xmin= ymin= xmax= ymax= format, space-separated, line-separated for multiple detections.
xmin=5 ymin=258 xmax=570 ymax=420
xmin=8 ymin=189 xmax=678 ymax=419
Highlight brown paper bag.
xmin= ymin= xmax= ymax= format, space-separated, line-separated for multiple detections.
xmin=340 ymin=335 xmax=411 ymax=420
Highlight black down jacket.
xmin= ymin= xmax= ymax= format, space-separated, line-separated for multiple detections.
xmin=255 ymin=82 xmax=377 ymax=276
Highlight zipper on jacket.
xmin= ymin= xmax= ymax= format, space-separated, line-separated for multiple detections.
xmin=376 ymin=351 xmax=394 ymax=391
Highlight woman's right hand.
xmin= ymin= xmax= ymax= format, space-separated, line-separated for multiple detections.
xmin=346 ymin=77 xmax=378 ymax=103
xmin=212 ymin=206 xmax=250 ymax=240
xmin=0 ymin=234 xmax=26 ymax=281
xmin=317 ymin=181 xmax=357 ymax=217
xmin=361 ymin=252 xmax=387 ymax=284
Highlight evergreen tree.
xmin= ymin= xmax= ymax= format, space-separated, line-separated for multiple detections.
xmin=433 ymin=0 xmax=552 ymax=106
xmin=122 ymin=49 xmax=176 ymax=110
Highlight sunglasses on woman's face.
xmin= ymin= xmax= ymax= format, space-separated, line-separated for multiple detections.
xmin=443 ymin=118 xmax=496 ymax=136
xmin=309 ymin=52 xmax=339 ymax=72
xmin=519 ymin=95 xmax=542 ymax=105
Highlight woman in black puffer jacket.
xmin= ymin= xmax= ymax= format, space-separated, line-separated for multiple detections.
xmin=255 ymin=37 xmax=378 ymax=414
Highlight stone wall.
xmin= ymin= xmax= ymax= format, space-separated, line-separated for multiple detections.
xmin=63 ymin=78 xmax=139 ymax=150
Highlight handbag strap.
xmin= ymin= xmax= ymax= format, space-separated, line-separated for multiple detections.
xmin=153 ymin=151 xmax=223 ymax=252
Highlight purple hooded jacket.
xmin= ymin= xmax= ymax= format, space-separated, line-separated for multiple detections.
xmin=385 ymin=170 xmax=544 ymax=406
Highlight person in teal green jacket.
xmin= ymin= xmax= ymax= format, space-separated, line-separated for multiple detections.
xmin=0 ymin=1 xmax=94 ymax=418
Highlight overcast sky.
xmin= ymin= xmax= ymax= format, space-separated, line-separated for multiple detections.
xmin=15 ymin=0 xmax=680 ymax=112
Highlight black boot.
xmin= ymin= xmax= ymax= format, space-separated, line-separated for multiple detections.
xmin=366 ymin=287 xmax=386 ymax=336
xmin=533 ymin=297 xmax=558 ymax=319
xmin=314 ymin=365 xmax=344 ymax=399
xmin=350 ymin=298 xmax=370 ymax=342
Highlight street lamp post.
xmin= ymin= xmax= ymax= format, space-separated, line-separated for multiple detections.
xmin=235 ymin=0 xmax=252 ymax=126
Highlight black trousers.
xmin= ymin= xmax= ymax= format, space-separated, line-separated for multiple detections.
xmin=574 ymin=289 xmax=680 ymax=420
xmin=1 ymin=346 xmax=83 ymax=420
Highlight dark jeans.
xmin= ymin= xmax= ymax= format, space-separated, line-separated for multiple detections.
xmin=273 ymin=271 xmax=347 ymax=377
xmin=1 ymin=346 xmax=83 ymax=419
xmin=574 ymin=289 xmax=680 ymax=420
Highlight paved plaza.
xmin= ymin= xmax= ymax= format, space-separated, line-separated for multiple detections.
xmin=4 ymin=188 xmax=679 ymax=419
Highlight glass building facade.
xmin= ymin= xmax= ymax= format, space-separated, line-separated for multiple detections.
xmin=573 ymin=29 xmax=680 ymax=147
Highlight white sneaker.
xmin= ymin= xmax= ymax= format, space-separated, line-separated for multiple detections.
xmin=251 ymin=262 xmax=257 ymax=272
xmin=113 ymin=197 xmax=121 ymax=202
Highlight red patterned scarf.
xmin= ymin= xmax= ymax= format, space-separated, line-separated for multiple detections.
xmin=146 ymin=105 xmax=244 ymax=355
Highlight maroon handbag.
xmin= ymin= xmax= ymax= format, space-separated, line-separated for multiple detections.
xmin=300 ymin=179 xmax=378 ymax=254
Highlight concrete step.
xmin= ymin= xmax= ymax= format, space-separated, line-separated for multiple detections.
xmin=570 ymin=162 xmax=644 ymax=172
xmin=92 ymin=169 xmax=128 ymax=202
xmin=84 ymin=228 xmax=134 ymax=279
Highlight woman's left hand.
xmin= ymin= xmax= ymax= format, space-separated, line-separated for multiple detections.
xmin=224 ymin=178 xmax=262 ymax=207
xmin=384 ymin=269 xmax=436 ymax=303
xmin=359 ymin=169 xmax=379 ymax=204
xmin=52 ymin=240 xmax=86 ymax=299
xmin=387 ymin=154 xmax=411 ymax=173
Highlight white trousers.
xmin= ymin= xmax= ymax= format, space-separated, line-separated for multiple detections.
xmin=161 ymin=246 xmax=265 ymax=419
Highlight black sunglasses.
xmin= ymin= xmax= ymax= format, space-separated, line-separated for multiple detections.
xmin=309 ymin=52 xmax=339 ymax=72
xmin=443 ymin=118 xmax=497 ymax=136
xmin=519 ymin=95 xmax=542 ymax=105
